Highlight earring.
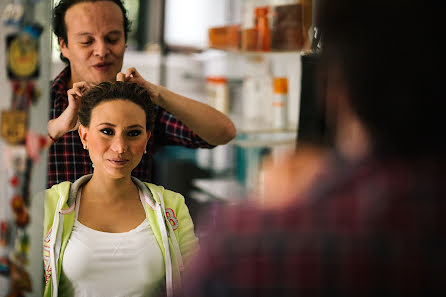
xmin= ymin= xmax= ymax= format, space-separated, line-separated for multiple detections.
xmin=83 ymin=144 xmax=88 ymax=150
xmin=92 ymin=163 xmax=94 ymax=168
xmin=144 ymin=150 xmax=147 ymax=154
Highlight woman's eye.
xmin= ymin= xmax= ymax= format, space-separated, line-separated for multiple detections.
xmin=100 ymin=128 xmax=114 ymax=135
xmin=128 ymin=130 xmax=142 ymax=137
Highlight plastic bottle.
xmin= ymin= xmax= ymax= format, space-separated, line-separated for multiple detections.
xmin=206 ymin=76 xmax=229 ymax=114
xmin=272 ymin=77 xmax=288 ymax=129
xmin=255 ymin=6 xmax=271 ymax=51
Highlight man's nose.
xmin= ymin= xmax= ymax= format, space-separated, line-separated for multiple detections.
xmin=94 ymin=40 xmax=110 ymax=57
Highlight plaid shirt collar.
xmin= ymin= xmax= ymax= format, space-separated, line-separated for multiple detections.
xmin=51 ymin=66 xmax=71 ymax=101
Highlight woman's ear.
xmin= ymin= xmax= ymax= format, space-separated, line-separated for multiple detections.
xmin=146 ymin=131 xmax=152 ymax=142
xmin=78 ymin=125 xmax=89 ymax=150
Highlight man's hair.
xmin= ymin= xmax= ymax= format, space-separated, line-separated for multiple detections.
xmin=318 ymin=0 xmax=443 ymax=155
xmin=53 ymin=0 xmax=131 ymax=64
xmin=79 ymin=81 xmax=155 ymax=132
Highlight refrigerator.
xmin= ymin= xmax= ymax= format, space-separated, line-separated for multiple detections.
xmin=0 ymin=0 xmax=52 ymax=296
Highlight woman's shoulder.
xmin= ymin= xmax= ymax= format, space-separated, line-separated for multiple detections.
xmin=43 ymin=181 xmax=72 ymax=207
xmin=143 ymin=182 xmax=186 ymax=207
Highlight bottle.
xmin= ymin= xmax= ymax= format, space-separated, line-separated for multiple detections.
xmin=272 ymin=77 xmax=288 ymax=129
xmin=206 ymin=76 xmax=229 ymax=115
xmin=255 ymin=6 xmax=271 ymax=51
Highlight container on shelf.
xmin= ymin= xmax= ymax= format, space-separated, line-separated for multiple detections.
xmin=235 ymin=143 xmax=271 ymax=193
xmin=208 ymin=24 xmax=240 ymax=50
xmin=271 ymin=3 xmax=304 ymax=51
xmin=206 ymin=76 xmax=229 ymax=115
xmin=301 ymin=0 xmax=313 ymax=51
xmin=241 ymin=28 xmax=258 ymax=51
xmin=272 ymin=77 xmax=288 ymax=129
xmin=255 ymin=6 xmax=271 ymax=51
xmin=241 ymin=55 xmax=273 ymax=124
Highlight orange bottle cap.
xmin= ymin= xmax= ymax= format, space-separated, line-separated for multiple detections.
xmin=207 ymin=76 xmax=228 ymax=84
xmin=273 ymin=77 xmax=288 ymax=94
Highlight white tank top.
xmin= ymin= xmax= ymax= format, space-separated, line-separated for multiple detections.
xmin=61 ymin=189 xmax=165 ymax=297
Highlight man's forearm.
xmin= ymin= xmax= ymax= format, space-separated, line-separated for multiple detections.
xmin=156 ymin=86 xmax=236 ymax=145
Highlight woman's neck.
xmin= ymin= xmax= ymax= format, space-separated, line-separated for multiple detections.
xmin=82 ymin=173 xmax=139 ymax=204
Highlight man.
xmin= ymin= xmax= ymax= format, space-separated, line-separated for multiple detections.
xmin=183 ymin=0 xmax=446 ymax=296
xmin=47 ymin=0 xmax=236 ymax=187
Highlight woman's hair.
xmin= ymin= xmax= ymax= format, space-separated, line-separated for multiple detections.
xmin=53 ymin=0 xmax=131 ymax=64
xmin=79 ymin=81 xmax=155 ymax=131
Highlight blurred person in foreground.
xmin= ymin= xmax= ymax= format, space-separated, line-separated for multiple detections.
xmin=182 ymin=0 xmax=446 ymax=296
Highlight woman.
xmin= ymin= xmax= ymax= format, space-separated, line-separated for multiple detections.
xmin=42 ymin=81 xmax=198 ymax=297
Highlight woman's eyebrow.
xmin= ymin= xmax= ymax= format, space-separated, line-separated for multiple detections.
xmin=96 ymin=123 xmax=144 ymax=129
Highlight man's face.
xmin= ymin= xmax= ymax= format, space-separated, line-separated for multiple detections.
xmin=60 ymin=1 xmax=126 ymax=87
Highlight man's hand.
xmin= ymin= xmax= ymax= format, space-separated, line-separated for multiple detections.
xmin=116 ymin=67 xmax=161 ymax=105
xmin=48 ymin=81 xmax=91 ymax=140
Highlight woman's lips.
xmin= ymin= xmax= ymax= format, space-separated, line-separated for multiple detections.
xmin=108 ymin=159 xmax=129 ymax=166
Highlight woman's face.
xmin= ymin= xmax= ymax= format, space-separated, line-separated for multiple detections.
xmin=79 ymin=99 xmax=151 ymax=180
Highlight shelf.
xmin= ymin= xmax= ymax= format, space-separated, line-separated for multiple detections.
xmin=231 ymin=114 xmax=297 ymax=134
xmin=192 ymin=177 xmax=246 ymax=202
xmin=234 ymin=131 xmax=296 ymax=148
xmin=208 ymin=47 xmax=311 ymax=56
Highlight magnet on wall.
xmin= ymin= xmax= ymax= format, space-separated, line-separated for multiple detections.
xmin=1 ymin=110 xmax=27 ymax=145
xmin=8 ymin=261 xmax=32 ymax=294
xmin=25 ymin=131 xmax=48 ymax=163
xmin=0 ymin=257 xmax=10 ymax=276
xmin=2 ymin=4 xmax=24 ymax=27
xmin=3 ymin=146 xmax=27 ymax=172
xmin=1 ymin=221 xmax=10 ymax=247
xmin=23 ymin=23 xmax=43 ymax=39
xmin=11 ymin=81 xmax=37 ymax=109
xmin=6 ymin=34 xmax=39 ymax=80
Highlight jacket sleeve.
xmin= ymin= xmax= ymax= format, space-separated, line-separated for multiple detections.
xmin=163 ymin=189 xmax=200 ymax=266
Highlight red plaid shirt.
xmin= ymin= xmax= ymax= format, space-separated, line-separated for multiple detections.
xmin=48 ymin=67 xmax=214 ymax=187
xmin=184 ymin=156 xmax=446 ymax=297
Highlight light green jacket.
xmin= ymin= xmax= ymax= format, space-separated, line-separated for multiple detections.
xmin=42 ymin=175 xmax=199 ymax=297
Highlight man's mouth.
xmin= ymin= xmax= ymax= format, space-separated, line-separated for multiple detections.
xmin=93 ymin=62 xmax=113 ymax=71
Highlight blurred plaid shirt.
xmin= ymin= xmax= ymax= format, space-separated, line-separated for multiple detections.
xmin=184 ymin=156 xmax=446 ymax=297
xmin=48 ymin=67 xmax=213 ymax=187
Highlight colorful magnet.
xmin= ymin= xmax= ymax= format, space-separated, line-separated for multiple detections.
xmin=6 ymin=34 xmax=39 ymax=79
xmin=3 ymin=146 xmax=27 ymax=172
xmin=25 ymin=131 xmax=48 ymax=163
xmin=9 ymin=176 xmax=20 ymax=188
xmin=2 ymin=4 xmax=24 ymax=27
xmin=10 ymin=195 xmax=25 ymax=214
xmin=0 ymin=257 xmax=10 ymax=276
xmin=1 ymin=110 xmax=27 ymax=145
xmin=0 ymin=221 xmax=10 ymax=247
xmin=15 ymin=211 xmax=30 ymax=229
xmin=9 ymin=261 xmax=32 ymax=293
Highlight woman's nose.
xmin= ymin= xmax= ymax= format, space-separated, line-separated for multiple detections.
xmin=111 ymin=135 xmax=128 ymax=153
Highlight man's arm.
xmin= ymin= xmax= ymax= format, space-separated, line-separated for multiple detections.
xmin=47 ymin=82 xmax=90 ymax=142
xmin=118 ymin=68 xmax=236 ymax=145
